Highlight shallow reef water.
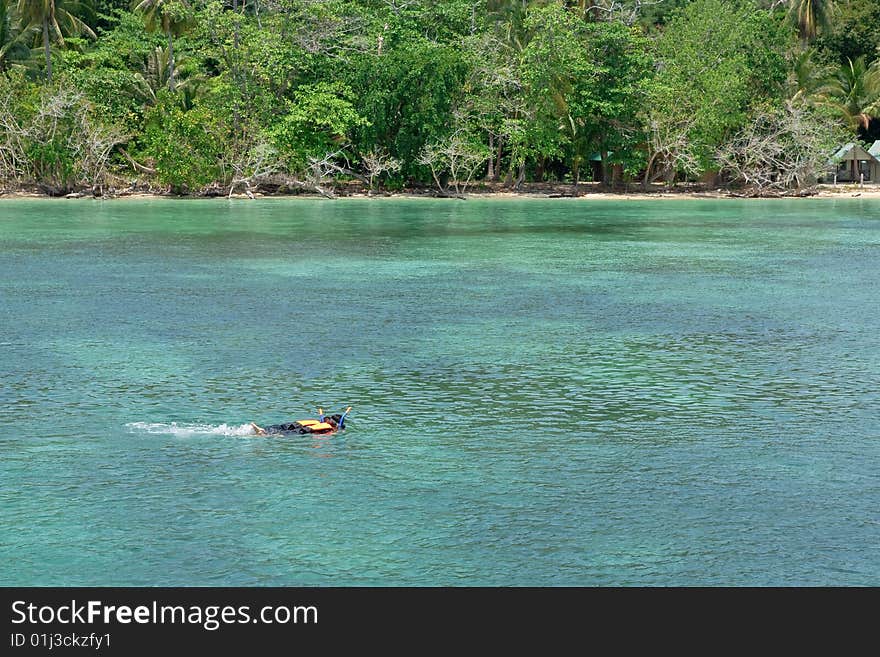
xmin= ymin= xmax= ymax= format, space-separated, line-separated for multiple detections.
xmin=1 ymin=197 xmax=878 ymax=585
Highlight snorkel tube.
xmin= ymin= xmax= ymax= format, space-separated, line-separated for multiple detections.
xmin=338 ymin=406 xmax=352 ymax=430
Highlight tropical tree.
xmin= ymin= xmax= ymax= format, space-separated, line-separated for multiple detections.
xmin=643 ymin=0 xmax=790 ymax=184
xmin=0 ymin=0 xmax=32 ymax=72
xmin=487 ymin=0 xmax=534 ymax=51
xmin=131 ymin=0 xmax=192 ymax=91
xmin=474 ymin=1 xmax=536 ymax=182
xmin=134 ymin=44 xmax=201 ymax=107
xmin=458 ymin=33 xmax=525 ymax=180
xmin=816 ymin=0 xmax=880 ymax=65
xmin=820 ymin=56 xmax=880 ymax=131
xmin=141 ymin=98 xmax=225 ymax=192
xmin=521 ymin=5 xmax=651 ymax=186
xmin=348 ymin=37 xmax=470 ymax=181
xmin=16 ymin=0 xmax=96 ymax=81
xmin=788 ymin=0 xmax=832 ymax=41
xmin=786 ymin=47 xmax=832 ymax=104
xmin=269 ymin=81 xmax=367 ymax=174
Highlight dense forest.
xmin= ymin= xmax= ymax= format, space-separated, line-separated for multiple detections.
xmin=0 ymin=0 xmax=878 ymax=196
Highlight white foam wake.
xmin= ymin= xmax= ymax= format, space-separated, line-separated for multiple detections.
xmin=125 ymin=421 xmax=257 ymax=437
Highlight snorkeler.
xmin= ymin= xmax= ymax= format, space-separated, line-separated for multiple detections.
xmin=251 ymin=407 xmax=351 ymax=436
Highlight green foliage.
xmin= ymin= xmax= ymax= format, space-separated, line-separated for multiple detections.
xmin=788 ymin=0 xmax=832 ymax=42
xmin=514 ymin=5 xmax=653 ymax=181
xmin=0 ymin=0 xmax=31 ymax=72
xmin=820 ymin=55 xmax=880 ymax=131
xmin=349 ymin=38 xmax=471 ymax=178
xmin=132 ymin=0 xmax=192 ymax=36
xmin=141 ymin=95 xmax=225 ymax=191
xmin=92 ymin=8 xmax=165 ymax=68
xmin=0 ymin=72 xmax=125 ymax=191
xmin=68 ymin=63 xmax=144 ymax=128
xmin=816 ymin=0 xmax=880 ymax=65
xmin=269 ymin=81 xmax=367 ymax=171
xmin=1 ymin=0 xmax=874 ymax=193
xmin=519 ymin=4 xmax=592 ymax=167
xmin=26 ymin=138 xmax=76 ymax=189
xmin=51 ymin=11 xmax=165 ymax=132
xmin=16 ymin=0 xmax=98 ymax=81
xmin=646 ymin=0 xmax=793 ymax=175
xmin=635 ymin=0 xmax=693 ymax=29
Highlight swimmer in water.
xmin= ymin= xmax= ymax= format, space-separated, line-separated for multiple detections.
xmin=251 ymin=407 xmax=350 ymax=436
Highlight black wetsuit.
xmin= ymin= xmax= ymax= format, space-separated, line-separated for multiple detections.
xmin=262 ymin=422 xmax=313 ymax=435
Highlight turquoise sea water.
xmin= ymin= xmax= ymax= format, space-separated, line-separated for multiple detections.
xmin=1 ymin=197 xmax=878 ymax=586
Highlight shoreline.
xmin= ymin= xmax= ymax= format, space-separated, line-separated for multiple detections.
xmin=1 ymin=182 xmax=878 ymax=201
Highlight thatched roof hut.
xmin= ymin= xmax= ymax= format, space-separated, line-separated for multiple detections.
xmin=830 ymin=142 xmax=880 ymax=183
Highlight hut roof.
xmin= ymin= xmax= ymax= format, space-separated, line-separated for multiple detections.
xmin=831 ymin=143 xmax=854 ymax=160
xmin=832 ymin=142 xmax=876 ymax=162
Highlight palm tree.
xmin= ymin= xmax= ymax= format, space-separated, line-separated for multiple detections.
xmin=789 ymin=0 xmax=833 ymax=41
xmin=487 ymin=0 xmax=541 ymax=52
xmin=821 ymin=56 xmax=880 ymax=131
xmin=134 ymin=45 xmax=201 ymax=108
xmin=16 ymin=0 xmax=95 ymax=81
xmin=786 ymin=48 xmax=831 ymax=104
xmin=132 ymin=0 xmax=192 ymax=91
xmin=0 ymin=0 xmax=32 ymax=72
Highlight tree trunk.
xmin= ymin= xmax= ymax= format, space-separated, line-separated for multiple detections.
xmin=494 ymin=139 xmax=503 ymax=181
xmin=601 ymin=150 xmax=611 ymax=187
xmin=612 ymin=163 xmax=623 ymax=189
xmin=487 ymin=133 xmax=494 ymax=180
xmin=167 ymin=30 xmax=175 ymax=91
xmin=43 ymin=18 xmax=52 ymax=82
xmin=233 ymin=0 xmax=240 ymax=51
xmin=642 ymin=153 xmax=657 ymax=189
xmin=514 ymin=163 xmax=525 ymax=189
xmin=232 ymin=0 xmax=241 ymax=134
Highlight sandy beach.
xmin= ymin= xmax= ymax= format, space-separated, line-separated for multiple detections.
xmin=2 ymin=182 xmax=879 ymax=201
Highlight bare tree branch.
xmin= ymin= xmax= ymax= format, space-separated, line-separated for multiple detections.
xmin=716 ymin=99 xmax=843 ymax=195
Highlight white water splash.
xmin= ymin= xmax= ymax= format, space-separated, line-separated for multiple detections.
xmin=125 ymin=421 xmax=256 ymax=437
